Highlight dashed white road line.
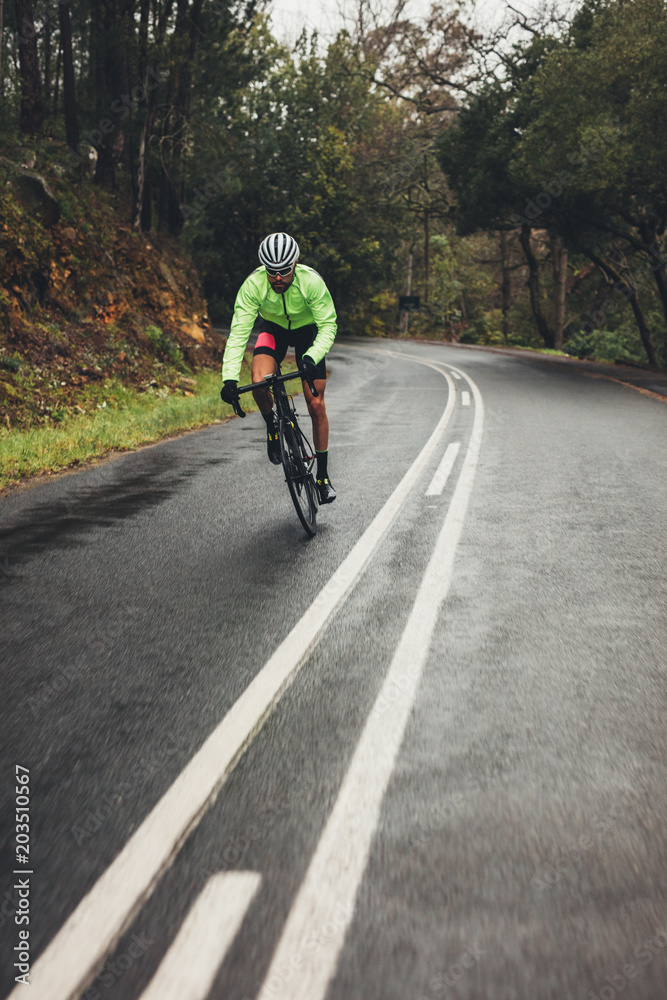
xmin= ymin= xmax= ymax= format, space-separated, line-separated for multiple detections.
xmin=462 ymin=390 xmax=471 ymax=406
xmin=10 ymin=352 xmax=456 ymax=1000
xmin=425 ymin=442 xmax=461 ymax=496
xmin=258 ymin=366 xmax=484 ymax=1000
xmin=451 ymin=371 xmax=462 ymax=380
xmin=138 ymin=873 xmax=260 ymax=1000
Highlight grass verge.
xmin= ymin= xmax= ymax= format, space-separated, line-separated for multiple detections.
xmin=511 ymin=346 xmax=571 ymax=357
xmin=0 ymin=364 xmax=256 ymax=490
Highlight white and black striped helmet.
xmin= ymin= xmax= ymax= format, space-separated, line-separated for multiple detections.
xmin=258 ymin=232 xmax=300 ymax=271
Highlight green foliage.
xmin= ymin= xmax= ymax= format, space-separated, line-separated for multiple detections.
xmin=351 ymin=289 xmax=399 ymax=337
xmin=518 ymin=0 xmax=667 ymax=213
xmin=564 ymin=326 xmax=637 ymax=362
xmin=437 ymin=84 xmax=521 ymax=235
xmin=0 ymin=355 xmax=23 ymax=373
xmin=145 ymin=326 xmax=186 ymax=370
xmin=565 ymin=312 xmax=667 ymax=365
xmin=459 ymin=311 xmax=503 ymax=345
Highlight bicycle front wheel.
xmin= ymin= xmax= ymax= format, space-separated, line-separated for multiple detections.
xmin=279 ymin=418 xmax=318 ymax=537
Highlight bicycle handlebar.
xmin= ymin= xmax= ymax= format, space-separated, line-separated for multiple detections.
xmin=232 ymin=367 xmax=318 ymax=417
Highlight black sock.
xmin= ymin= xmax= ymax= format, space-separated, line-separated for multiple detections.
xmin=316 ymin=450 xmax=328 ymax=479
xmin=262 ymin=410 xmax=275 ymax=427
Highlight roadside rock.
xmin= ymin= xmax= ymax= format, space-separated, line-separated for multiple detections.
xmin=159 ymin=262 xmax=180 ymax=293
xmin=181 ymin=321 xmax=207 ymax=345
xmin=10 ymin=171 xmax=61 ymax=227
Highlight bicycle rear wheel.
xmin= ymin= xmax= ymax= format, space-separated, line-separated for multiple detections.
xmin=279 ymin=417 xmax=318 ymax=537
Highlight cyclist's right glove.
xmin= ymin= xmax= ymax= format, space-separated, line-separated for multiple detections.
xmin=220 ymin=380 xmax=239 ymax=405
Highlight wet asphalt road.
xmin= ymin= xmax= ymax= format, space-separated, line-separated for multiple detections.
xmin=1 ymin=339 xmax=666 ymax=1000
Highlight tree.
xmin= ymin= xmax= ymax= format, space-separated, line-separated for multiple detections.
xmin=345 ymin=1 xmax=477 ymax=304
xmin=15 ymin=0 xmax=43 ymax=132
xmin=346 ymin=0 xmax=478 ymax=115
xmin=513 ymin=0 xmax=667 ymax=363
xmin=0 ymin=0 xmax=4 ymax=99
xmin=150 ymin=0 xmax=260 ymax=233
xmin=436 ymin=53 xmax=563 ymax=348
xmin=87 ymin=0 xmax=132 ymax=189
xmin=182 ymin=24 xmax=406 ymax=327
xmin=59 ymin=0 xmax=79 ymax=161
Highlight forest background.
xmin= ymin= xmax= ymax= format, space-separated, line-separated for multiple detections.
xmin=1 ymin=0 xmax=666 ymax=481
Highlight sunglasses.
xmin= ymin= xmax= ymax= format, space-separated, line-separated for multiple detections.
xmin=265 ymin=263 xmax=295 ymax=278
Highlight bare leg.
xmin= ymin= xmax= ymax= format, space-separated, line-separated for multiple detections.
xmin=303 ymin=378 xmax=328 ymax=452
xmin=251 ymin=354 xmax=277 ymax=414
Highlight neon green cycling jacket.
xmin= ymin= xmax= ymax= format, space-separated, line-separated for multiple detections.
xmin=221 ymin=264 xmax=337 ymax=382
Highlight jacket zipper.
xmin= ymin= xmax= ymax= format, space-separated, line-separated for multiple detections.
xmin=281 ymin=292 xmax=292 ymax=331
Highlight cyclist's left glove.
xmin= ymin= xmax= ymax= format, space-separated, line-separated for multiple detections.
xmin=220 ymin=380 xmax=239 ymax=405
xmin=300 ymin=354 xmax=318 ymax=381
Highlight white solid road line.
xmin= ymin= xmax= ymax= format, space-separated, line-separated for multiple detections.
xmin=138 ymin=872 xmax=260 ymax=1000
xmin=462 ymin=390 xmax=471 ymax=406
xmin=258 ymin=366 xmax=484 ymax=1000
xmin=11 ymin=353 xmax=456 ymax=1000
xmin=425 ymin=441 xmax=461 ymax=496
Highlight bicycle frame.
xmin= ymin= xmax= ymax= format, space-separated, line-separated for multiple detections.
xmin=234 ymin=366 xmax=319 ymax=536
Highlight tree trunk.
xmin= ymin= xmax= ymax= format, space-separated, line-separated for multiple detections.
xmin=500 ymin=230 xmax=510 ymax=344
xmin=165 ymin=0 xmax=204 ymax=234
xmin=422 ymin=151 xmax=430 ymax=304
xmin=133 ymin=108 xmax=153 ymax=230
xmin=0 ymin=0 xmax=4 ymax=99
xmin=88 ymin=0 xmax=105 ymax=100
xmin=133 ymin=0 xmax=153 ymax=229
xmin=52 ymin=33 xmax=61 ymax=114
xmin=648 ymin=249 xmax=667 ymax=336
xmin=587 ymin=250 xmax=659 ymax=367
xmin=399 ymin=251 xmax=413 ymax=335
xmin=423 ymin=208 xmax=430 ymax=304
xmin=90 ymin=0 xmax=130 ymax=190
xmin=519 ymin=224 xmax=553 ymax=347
xmin=140 ymin=171 xmax=152 ymax=232
xmin=550 ymin=233 xmax=568 ymax=350
xmin=43 ymin=1 xmax=51 ymax=106
xmin=15 ymin=0 xmax=43 ymax=133
xmin=138 ymin=0 xmax=149 ymax=84
xmin=635 ymin=223 xmax=667 ymax=334
xmin=59 ymin=0 xmax=79 ymax=161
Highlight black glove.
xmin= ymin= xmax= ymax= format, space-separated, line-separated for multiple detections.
xmin=300 ymin=354 xmax=318 ymax=381
xmin=220 ymin=380 xmax=238 ymax=405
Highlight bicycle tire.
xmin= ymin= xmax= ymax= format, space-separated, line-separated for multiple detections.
xmin=279 ymin=416 xmax=318 ymax=537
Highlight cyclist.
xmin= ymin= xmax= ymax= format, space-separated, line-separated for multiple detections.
xmin=220 ymin=232 xmax=337 ymax=504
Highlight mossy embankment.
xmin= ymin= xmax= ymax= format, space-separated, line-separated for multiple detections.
xmin=0 ymin=140 xmax=237 ymax=490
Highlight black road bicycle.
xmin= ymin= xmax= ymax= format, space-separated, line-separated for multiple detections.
xmin=232 ymin=366 xmax=320 ymax=537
